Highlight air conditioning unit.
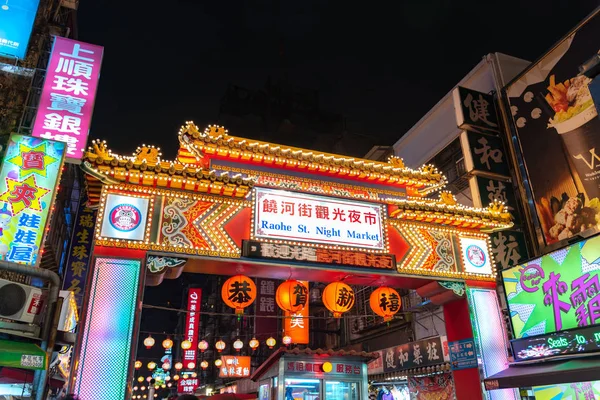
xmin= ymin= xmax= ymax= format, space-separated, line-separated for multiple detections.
xmin=0 ymin=279 xmax=45 ymax=324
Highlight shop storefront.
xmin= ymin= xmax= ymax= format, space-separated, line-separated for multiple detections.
xmin=67 ymin=123 xmax=517 ymax=400
xmin=251 ymin=348 xmax=373 ymax=400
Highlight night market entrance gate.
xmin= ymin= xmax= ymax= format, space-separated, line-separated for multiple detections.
xmin=69 ymin=124 xmax=516 ymax=400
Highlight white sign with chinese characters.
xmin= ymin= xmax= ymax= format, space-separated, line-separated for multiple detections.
xmin=100 ymin=194 xmax=149 ymax=241
xmin=254 ymin=188 xmax=384 ymax=250
xmin=460 ymin=237 xmax=492 ymax=275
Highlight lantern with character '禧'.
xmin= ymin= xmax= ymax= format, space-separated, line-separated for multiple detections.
xmin=322 ymin=282 xmax=355 ymax=318
xmin=369 ymin=286 xmax=401 ymax=322
xmin=221 ymin=275 xmax=257 ymax=315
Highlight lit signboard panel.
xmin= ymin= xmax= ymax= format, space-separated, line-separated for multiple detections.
xmin=0 ymin=134 xmax=65 ymax=266
xmin=0 ymin=0 xmax=40 ymax=59
xmin=253 ymin=188 xmax=385 ymax=250
xmin=460 ymin=237 xmax=492 ymax=275
xmin=502 ymin=234 xmax=600 ymax=339
xmin=32 ymin=37 xmax=104 ymax=161
xmin=99 ymin=194 xmax=149 ymax=241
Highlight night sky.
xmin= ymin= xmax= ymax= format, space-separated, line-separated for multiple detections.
xmin=78 ymin=1 xmax=598 ymax=160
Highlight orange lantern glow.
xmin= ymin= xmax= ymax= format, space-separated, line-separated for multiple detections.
xmin=249 ymin=338 xmax=260 ymax=351
xmin=143 ymin=335 xmax=155 ymax=349
xmin=276 ymin=280 xmax=308 ymax=313
xmin=233 ymin=339 xmax=244 ymax=351
xmin=162 ymin=337 xmax=173 ymax=350
xmin=215 ymin=359 xmax=223 ymax=367
xmin=187 ymin=361 xmax=195 ymax=369
xmin=181 ymin=340 xmax=192 ymax=350
xmin=147 ymin=362 xmax=156 ymax=370
xmin=215 ymin=340 xmax=226 ymax=352
xmin=200 ymin=361 xmax=209 ymax=370
xmin=174 ymin=362 xmax=183 ymax=371
xmin=137 ymin=376 xmax=144 ymax=383
xmin=135 ymin=360 xmax=142 ymax=369
xmin=221 ymin=275 xmax=257 ymax=315
xmin=198 ymin=340 xmax=209 ymax=352
xmin=369 ymin=286 xmax=401 ymax=322
xmin=266 ymin=337 xmax=276 ymax=349
xmin=322 ymin=282 xmax=355 ymax=318
xmin=282 ymin=335 xmax=292 ymax=346
xmin=173 ymin=375 xmax=180 ymax=381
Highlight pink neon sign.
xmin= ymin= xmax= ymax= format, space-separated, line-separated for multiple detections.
xmin=32 ymin=37 xmax=103 ymax=161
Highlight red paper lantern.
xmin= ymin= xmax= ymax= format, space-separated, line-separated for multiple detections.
xmin=221 ymin=275 xmax=257 ymax=315
xmin=322 ymin=282 xmax=355 ymax=318
xmin=370 ymin=287 xmax=402 ymax=322
xmin=276 ymin=280 xmax=308 ymax=313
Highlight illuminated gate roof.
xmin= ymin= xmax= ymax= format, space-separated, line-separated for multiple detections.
xmin=82 ymin=123 xmax=513 ymax=285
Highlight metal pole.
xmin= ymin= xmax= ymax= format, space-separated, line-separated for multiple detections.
xmin=0 ymin=260 xmax=61 ymax=400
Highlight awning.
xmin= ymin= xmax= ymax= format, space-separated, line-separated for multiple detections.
xmin=484 ymin=357 xmax=600 ymax=390
xmin=0 ymin=340 xmax=46 ymax=371
xmin=0 ymin=368 xmax=63 ymax=388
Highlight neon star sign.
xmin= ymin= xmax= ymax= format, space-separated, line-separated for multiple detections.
xmin=0 ymin=135 xmax=65 ymax=266
xmin=6 ymin=141 xmax=59 ymax=178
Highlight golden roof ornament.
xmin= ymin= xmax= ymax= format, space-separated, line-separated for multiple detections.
xmin=439 ymin=191 xmax=457 ymax=206
xmin=388 ymin=155 xmax=405 ymax=168
xmin=133 ymin=146 xmax=161 ymax=164
xmin=487 ymin=200 xmax=511 ymax=220
xmin=90 ymin=140 xmax=113 ymax=161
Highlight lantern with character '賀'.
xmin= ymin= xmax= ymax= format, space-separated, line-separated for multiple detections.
xmin=276 ymin=280 xmax=308 ymax=313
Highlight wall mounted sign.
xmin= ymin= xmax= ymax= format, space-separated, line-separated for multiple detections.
xmin=0 ymin=134 xmax=65 ymax=266
xmin=253 ymin=188 xmax=385 ymax=250
xmin=182 ymin=288 xmax=201 ymax=366
xmin=459 ymin=237 xmax=492 ymax=275
xmin=382 ymin=336 xmax=449 ymax=373
xmin=32 ymin=37 xmax=103 ymax=161
xmin=219 ymin=356 xmax=251 ymax=378
xmin=99 ymin=194 xmax=149 ymax=241
xmin=511 ymin=324 xmax=600 ymax=362
xmin=460 ymin=131 xmax=510 ymax=178
xmin=63 ymin=202 xmax=96 ymax=311
xmin=449 ymin=339 xmax=478 ymax=370
xmin=243 ymin=240 xmax=395 ymax=270
xmin=502 ymin=234 xmax=600 ymax=339
xmin=0 ymin=0 xmax=40 ymax=59
xmin=255 ymin=278 xmax=278 ymax=340
xmin=453 ymin=86 xmax=499 ymax=133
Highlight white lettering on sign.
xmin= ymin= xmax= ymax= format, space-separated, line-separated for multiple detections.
xmin=254 ymin=188 xmax=385 ymax=250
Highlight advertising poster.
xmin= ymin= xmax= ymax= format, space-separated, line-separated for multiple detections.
xmin=505 ymin=11 xmax=600 ymax=248
xmin=502 ymin=234 xmax=600 ymax=339
xmin=0 ymin=0 xmax=39 ymax=59
xmin=0 ymin=134 xmax=65 ymax=265
xmin=408 ymin=373 xmax=454 ymax=400
xmin=533 ymin=381 xmax=600 ymax=400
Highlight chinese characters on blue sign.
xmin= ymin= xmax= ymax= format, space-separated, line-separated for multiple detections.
xmin=449 ymin=339 xmax=477 ymax=370
xmin=62 ymin=201 xmax=96 ymax=311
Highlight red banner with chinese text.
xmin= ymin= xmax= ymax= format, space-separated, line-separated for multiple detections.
xmin=284 ymin=281 xmax=309 ymax=344
xmin=183 ymin=288 xmax=201 ymax=366
xmin=255 ymin=279 xmax=278 ymax=340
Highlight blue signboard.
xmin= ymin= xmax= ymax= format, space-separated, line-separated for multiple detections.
xmin=0 ymin=0 xmax=40 ymax=59
xmin=449 ymin=339 xmax=478 ymax=370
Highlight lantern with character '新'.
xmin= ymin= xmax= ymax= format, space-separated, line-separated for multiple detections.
xmin=276 ymin=280 xmax=308 ymax=313
xmin=369 ymin=286 xmax=401 ymax=322
xmin=221 ymin=275 xmax=257 ymax=315
xmin=322 ymin=282 xmax=355 ymax=318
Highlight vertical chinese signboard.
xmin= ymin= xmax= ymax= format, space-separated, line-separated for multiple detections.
xmin=255 ymin=279 xmax=277 ymax=340
xmin=63 ymin=201 xmax=96 ymax=311
xmin=32 ymin=37 xmax=104 ymax=162
xmin=183 ymin=288 xmax=201 ymax=367
xmin=0 ymin=134 xmax=65 ymax=265
xmin=455 ymin=86 xmax=528 ymax=271
xmin=284 ymin=280 xmax=309 ymax=344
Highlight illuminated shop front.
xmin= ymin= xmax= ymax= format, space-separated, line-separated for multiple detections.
xmin=68 ymin=123 xmax=517 ymax=400
xmin=251 ymin=348 xmax=372 ymax=400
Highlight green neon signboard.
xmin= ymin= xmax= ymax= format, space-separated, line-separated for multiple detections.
xmin=502 ymin=234 xmax=600 ymax=339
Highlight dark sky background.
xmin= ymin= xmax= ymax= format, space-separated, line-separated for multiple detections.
xmin=77 ymin=1 xmax=598 ymax=160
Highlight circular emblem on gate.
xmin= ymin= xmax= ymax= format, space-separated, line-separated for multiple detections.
xmin=465 ymin=245 xmax=486 ymax=268
xmin=109 ymin=204 xmax=142 ymax=232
